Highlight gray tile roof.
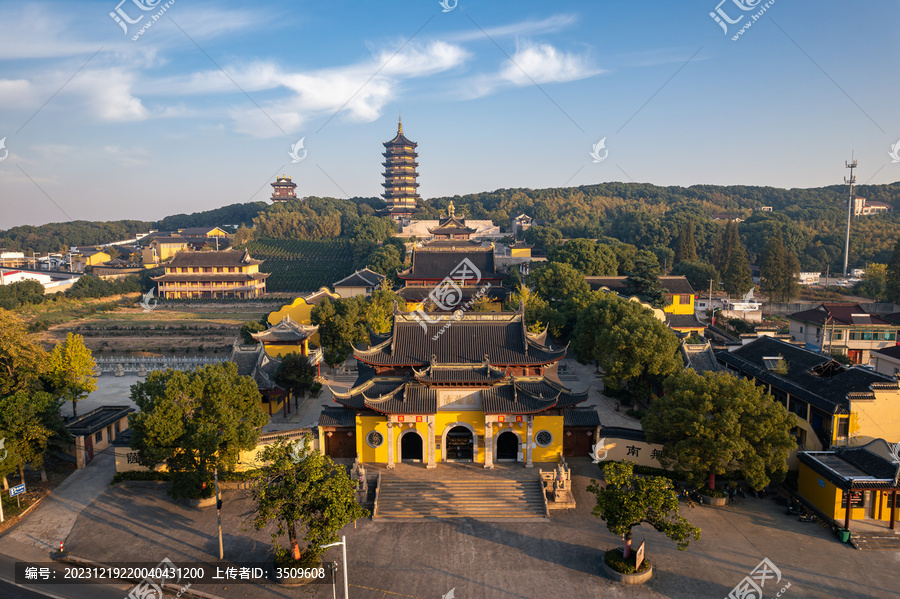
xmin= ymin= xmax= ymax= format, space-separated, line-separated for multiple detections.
xmin=563 ymin=410 xmax=601 ymax=427
xmin=354 ymin=312 xmax=567 ymax=366
xmin=318 ymin=408 xmax=356 ymax=428
xmin=333 ymin=268 xmax=385 ymax=288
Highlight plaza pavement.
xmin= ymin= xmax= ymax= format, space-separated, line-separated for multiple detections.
xmin=12 ymin=457 xmax=897 ymax=599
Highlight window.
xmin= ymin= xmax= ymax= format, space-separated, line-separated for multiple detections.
xmin=800 ymin=326 xmax=804 ymax=334
xmin=679 ymin=294 xmax=691 ymax=304
xmin=836 ymin=418 xmax=850 ymax=438
xmin=115 ymin=421 xmax=120 ymax=433
xmin=94 ymin=431 xmax=102 ymax=443
xmin=833 ymin=331 xmax=843 ymax=340
xmin=366 ymin=431 xmax=384 ymax=448
xmin=535 ymin=430 xmax=553 ymax=447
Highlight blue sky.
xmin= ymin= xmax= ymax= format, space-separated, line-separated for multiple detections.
xmin=0 ymin=0 xmax=898 ymax=229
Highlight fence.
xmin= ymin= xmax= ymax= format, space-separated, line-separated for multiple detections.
xmin=94 ymin=355 xmax=227 ymax=374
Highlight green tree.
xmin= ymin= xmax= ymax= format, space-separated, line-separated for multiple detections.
xmin=624 ymin=255 xmax=667 ymax=308
xmin=572 ymin=294 xmax=681 ymax=389
xmin=311 ymin=297 xmax=368 ymax=368
xmin=250 ymin=438 xmax=368 ymax=564
xmin=671 ymin=260 xmax=719 ymax=293
xmin=128 ymin=363 xmax=268 ymax=499
xmin=0 ymin=309 xmax=48 ymax=395
xmin=365 ymin=280 xmax=405 ymax=334
xmin=856 ymin=263 xmax=887 ymax=301
xmin=759 ymin=232 xmax=800 ymax=302
xmin=349 ymin=215 xmax=396 ymax=243
xmin=504 ymin=285 xmax=550 ymax=333
xmin=527 ymin=262 xmax=589 ymax=308
xmin=643 ymin=370 xmax=797 ymax=490
xmin=548 ymin=239 xmax=617 ymax=276
xmin=717 ymin=221 xmax=753 ymax=297
xmin=0 ymin=429 xmax=22 ymax=491
xmin=47 ymin=333 xmax=97 ymax=418
xmin=885 ymin=239 xmax=900 ymax=303
xmin=273 ymin=353 xmax=316 ymax=399
xmin=673 ymin=222 xmax=698 ymax=264
xmin=0 ymin=391 xmax=57 ymax=483
xmin=365 ymin=245 xmax=403 ymax=281
xmin=587 ymin=462 xmax=700 ymax=559
xmin=240 ymin=321 xmax=266 ymax=345
xmin=523 ymin=225 xmax=563 ymax=251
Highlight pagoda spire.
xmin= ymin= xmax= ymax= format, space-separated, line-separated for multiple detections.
xmin=398 ymin=112 xmax=403 ymax=135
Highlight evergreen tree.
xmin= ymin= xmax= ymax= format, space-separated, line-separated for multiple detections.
xmin=759 ymin=232 xmax=800 ymax=302
xmin=719 ymin=221 xmax=753 ymax=297
xmin=624 ymin=256 xmax=667 ymax=308
xmin=886 ymin=239 xmax=900 ymax=303
xmin=47 ymin=333 xmax=97 ymax=418
xmin=673 ymin=223 xmax=698 ymax=264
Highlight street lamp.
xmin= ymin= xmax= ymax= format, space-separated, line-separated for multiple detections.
xmin=214 ymin=464 xmax=223 ymax=560
xmin=321 ymin=535 xmax=349 ymax=599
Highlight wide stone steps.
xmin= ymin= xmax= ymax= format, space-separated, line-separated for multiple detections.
xmin=849 ymin=532 xmax=900 ymax=550
xmin=374 ymin=478 xmax=548 ymax=520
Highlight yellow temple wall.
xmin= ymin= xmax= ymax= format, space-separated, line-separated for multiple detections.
xmin=357 ymin=414 xmax=389 ymax=463
xmin=260 ymin=340 xmax=309 ymax=359
xmin=435 ymin=411 xmax=486 ymax=463
xmin=531 ymin=415 xmax=564 ymax=462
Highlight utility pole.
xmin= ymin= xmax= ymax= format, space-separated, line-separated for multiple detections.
xmin=843 ymin=155 xmax=858 ymax=277
xmin=214 ymin=464 xmax=223 ymax=559
xmin=708 ymin=278 xmax=714 ymax=322
xmin=321 ymin=536 xmax=349 ymax=599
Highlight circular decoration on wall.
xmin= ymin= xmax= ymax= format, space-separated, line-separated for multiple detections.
xmin=535 ymin=430 xmax=553 ymax=447
xmin=366 ymin=431 xmax=384 ymax=448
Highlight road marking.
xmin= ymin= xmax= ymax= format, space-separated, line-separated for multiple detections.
xmin=351 ymin=583 xmax=423 ymax=598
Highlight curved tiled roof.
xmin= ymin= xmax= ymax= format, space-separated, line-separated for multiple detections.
xmin=353 ymin=312 xmax=567 ymax=366
xmin=251 ymin=315 xmax=318 ymax=342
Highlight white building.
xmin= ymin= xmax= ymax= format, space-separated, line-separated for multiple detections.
xmin=398 ymin=220 xmax=501 ymax=240
xmin=799 ymin=272 xmax=821 ymax=285
xmin=0 ymin=269 xmax=53 ymax=287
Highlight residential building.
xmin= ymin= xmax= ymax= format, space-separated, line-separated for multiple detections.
xmin=872 ymin=345 xmax=900 ymax=378
xmin=852 ymin=196 xmax=893 ymax=217
xmin=716 ymin=336 xmax=900 ymax=452
xmin=151 ymin=250 xmax=269 ymax=299
xmin=319 ymin=305 xmax=590 ymax=466
xmin=0 ymin=269 xmax=52 ymax=288
xmin=787 ymin=303 xmax=898 ymax=364
xmin=333 ymin=268 xmax=386 ymax=298
xmin=0 ymin=251 xmax=26 ymax=268
xmin=380 ymin=117 xmax=420 ymax=222
xmin=798 ymin=439 xmax=900 ymax=532
xmin=584 ymin=276 xmax=705 ymax=335
xmin=178 ymin=226 xmax=229 ymax=239
xmin=270 ymin=174 xmax=297 ymax=202
xmin=69 ymin=248 xmax=111 ymax=272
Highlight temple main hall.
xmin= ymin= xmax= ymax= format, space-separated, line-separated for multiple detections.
xmin=318 ymin=304 xmax=590 ymax=468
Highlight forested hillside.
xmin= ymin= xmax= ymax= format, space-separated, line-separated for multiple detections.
xmin=3 ymin=181 xmax=899 ymax=271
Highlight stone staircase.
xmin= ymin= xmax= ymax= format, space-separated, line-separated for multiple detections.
xmin=849 ymin=530 xmax=900 ymax=550
xmin=373 ymin=477 xmax=549 ymax=520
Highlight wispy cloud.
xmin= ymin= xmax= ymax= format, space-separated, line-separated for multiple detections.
xmin=447 ymin=14 xmax=579 ymax=43
xmin=467 ymin=40 xmax=604 ymax=98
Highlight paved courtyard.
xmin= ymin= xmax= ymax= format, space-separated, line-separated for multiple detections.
xmin=3 ymin=458 xmax=895 ymax=599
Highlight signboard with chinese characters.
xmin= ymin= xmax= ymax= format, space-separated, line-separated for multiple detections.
xmin=9 ymin=484 xmax=25 ymax=497
xmin=592 ymin=437 xmax=665 ymax=468
xmin=438 ymin=389 xmax=482 ymax=411
xmin=635 ymin=540 xmax=645 ymax=569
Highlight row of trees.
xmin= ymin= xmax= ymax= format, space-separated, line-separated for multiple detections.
xmin=0 ymin=310 xmax=98 ymax=488
xmin=126 ymin=362 xmax=365 ymax=566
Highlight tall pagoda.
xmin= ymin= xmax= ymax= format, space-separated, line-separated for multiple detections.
xmin=270 ymin=174 xmax=297 ymax=202
xmin=380 ymin=117 xmax=420 ymax=221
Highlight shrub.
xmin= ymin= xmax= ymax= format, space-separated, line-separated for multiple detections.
xmin=111 ymin=471 xmax=170 ymax=485
xmin=604 ymin=548 xmax=650 ymax=575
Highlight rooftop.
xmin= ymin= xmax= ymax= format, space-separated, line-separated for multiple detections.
xmin=585 ymin=275 xmax=696 ymax=296
xmin=788 ymin=303 xmax=892 ymax=327
xmin=164 ymin=250 xmax=263 ymax=268
xmin=716 ymin=336 xmax=894 ymax=414
xmin=799 ymin=439 xmax=900 ymax=489
xmin=67 ymin=405 xmax=134 ymax=436
xmin=333 ymin=268 xmax=386 ymax=289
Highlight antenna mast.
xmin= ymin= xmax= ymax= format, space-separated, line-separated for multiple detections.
xmin=842 ymin=154 xmax=857 ymax=278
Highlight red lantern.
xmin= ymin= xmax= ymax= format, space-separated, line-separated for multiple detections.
xmin=327 ymin=432 xmax=333 ymax=437
xmin=586 ymin=431 xmax=592 ymax=437
xmin=566 ymin=431 xmax=572 ymax=437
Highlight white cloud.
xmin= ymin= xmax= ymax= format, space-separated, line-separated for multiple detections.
xmin=69 ymin=69 xmax=148 ymax=121
xmin=468 ymin=40 xmax=603 ymax=98
xmin=447 ymin=14 xmax=579 ymax=43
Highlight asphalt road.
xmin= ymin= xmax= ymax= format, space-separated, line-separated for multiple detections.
xmin=0 ymin=553 xmax=136 ymax=599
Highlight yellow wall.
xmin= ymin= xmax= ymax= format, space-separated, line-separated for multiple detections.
xmin=846 ymin=389 xmax=900 ymax=446
xmin=267 ymin=288 xmax=340 ymax=347
xmin=436 ymin=411 xmax=485 ymax=463
xmin=510 ymin=247 xmax=531 ymax=258
xmin=664 ymin=293 xmax=695 ymax=315
xmin=532 ymin=415 xmax=564 ymax=462
xmin=406 ymin=300 xmax=503 ymax=313
xmin=798 ymin=463 xmax=841 ymax=520
xmin=259 ymin=340 xmax=310 ymax=359
xmin=357 ymin=414 xmax=389 ymax=463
